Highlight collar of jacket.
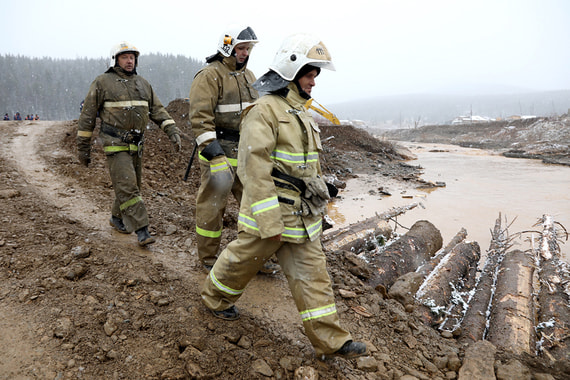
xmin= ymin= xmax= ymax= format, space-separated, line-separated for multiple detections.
xmin=221 ymin=55 xmax=248 ymax=72
xmin=282 ymin=83 xmax=310 ymax=110
xmin=106 ymin=66 xmax=137 ymax=77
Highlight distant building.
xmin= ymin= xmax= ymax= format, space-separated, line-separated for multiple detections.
xmin=506 ymin=115 xmax=537 ymax=120
xmin=451 ymin=115 xmax=493 ymax=124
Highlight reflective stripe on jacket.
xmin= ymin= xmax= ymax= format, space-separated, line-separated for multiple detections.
xmin=189 ymin=55 xmax=258 ymax=159
xmin=236 ymin=83 xmax=323 ymax=243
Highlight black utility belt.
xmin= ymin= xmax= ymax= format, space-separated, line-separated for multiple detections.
xmin=272 ymin=168 xmax=307 ymax=194
xmin=101 ymin=124 xmax=144 ymax=145
xmin=216 ymin=127 xmax=240 ymax=142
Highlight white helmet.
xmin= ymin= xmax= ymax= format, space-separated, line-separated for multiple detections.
xmin=109 ymin=41 xmax=140 ymax=68
xmin=217 ymin=25 xmax=258 ymax=57
xmin=269 ymin=33 xmax=335 ymax=81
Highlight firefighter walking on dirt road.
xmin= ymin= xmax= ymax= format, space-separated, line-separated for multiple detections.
xmin=188 ymin=25 xmax=263 ymax=269
xmin=77 ymin=41 xmax=181 ymax=247
xmin=201 ymin=33 xmax=368 ymax=359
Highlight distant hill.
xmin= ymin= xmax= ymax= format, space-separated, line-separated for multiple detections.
xmin=330 ymin=90 xmax=570 ymax=129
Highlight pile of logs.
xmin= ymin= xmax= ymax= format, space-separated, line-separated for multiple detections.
xmin=323 ymin=209 xmax=570 ymax=363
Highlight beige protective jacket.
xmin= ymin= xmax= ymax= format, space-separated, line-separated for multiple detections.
xmin=77 ymin=67 xmax=177 ymax=153
xmin=188 ymin=55 xmax=258 ymax=161
xmin=237 ymin=83 xmax=324 ymax=243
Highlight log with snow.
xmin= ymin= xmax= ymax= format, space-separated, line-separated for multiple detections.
xmin=415 ymin=241 xmax=481 ymax=326
xmin=534 ymin=215 xmax=570 ymax=362
xmin=322 ymin=202 xmax=420 ymax=254
xmin=387 ymin=228 xmax=468 ymax=307
xmin=458 ymin=215 xmax=509 ymax=345
xmin=486 ymin=249 xmax=536 ymax=355
xmin=367 ymin=220 xmax=442 ymax=291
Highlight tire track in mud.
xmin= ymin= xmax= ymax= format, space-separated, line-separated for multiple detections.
xmin=6 ymin=121 xmax=110 ymax=233
xmin=0 ymin=121 xmax=185 ymax=264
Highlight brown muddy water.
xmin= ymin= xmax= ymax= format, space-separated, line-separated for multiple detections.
xmin=328 ymin=142 xmax=570 ymax=262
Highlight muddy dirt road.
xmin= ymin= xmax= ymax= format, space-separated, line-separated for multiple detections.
xmin=0 ymin=108 xmax=566 ymax=379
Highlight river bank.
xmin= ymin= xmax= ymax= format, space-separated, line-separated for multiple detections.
xmin=329 ymin=142 xmax=570 ymax=262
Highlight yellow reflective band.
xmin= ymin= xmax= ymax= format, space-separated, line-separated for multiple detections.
xmin=227 ymin=157 xmax=237 ymax=167
xmin=77 ymin=130 xmax=93 ymax=137
xmin=282 ymin=226 xmax=308 ymax=239
xmin=210 ymin=161 xmax=230 ymax=174
xmin=103 ymin=100 xmax=148 ymax=108
xmin=120 ymin=195 xmax=142 ymax=211
xmin=104 ymin=144 xmax=138 ymax=153
xmin=306 ymin=219 xmax=323 ymax=239
xmin=251 ymin=196 xmax=279 ymax=215
xmin=196 ymin=225 xmax=222 ymax=238
xmin=271 ymin=150 xmax=319 ymax=164
xmin=300 ymin=304 xmax=337 ymax=321
xmin=210 ymin=270 xmax=244 ymax=296
xmin=238 ymin=213 xmax=259 ymax=231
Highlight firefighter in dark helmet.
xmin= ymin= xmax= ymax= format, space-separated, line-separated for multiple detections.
xmin=77 ymin=41 xmax=181 ymax=246
xmin=188 ymin=25 xmax=264 ymax=269
xmin=201 ymin=33 xmax=368 ymax=359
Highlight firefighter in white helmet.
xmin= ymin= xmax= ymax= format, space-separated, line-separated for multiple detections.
xmin=189 ymin=25 xmax=278 ymax=273
xmin=77 ymin=41 xmax=181 ymax=246
xmin=201 ymin=33 xmax=368 ymax=359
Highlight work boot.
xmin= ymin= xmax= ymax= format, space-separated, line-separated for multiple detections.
xmin=329 ymin=340 xmax=368 ymax=359
xmin=210 ymin=305 xmax=240 ymax=321
xmin=109 ymin=216 xmax=129 ymax=234
xmin=136 ymin=226 xmax=156 ymax=247
xmin=258 ymin=261 xmax=281 ymax=275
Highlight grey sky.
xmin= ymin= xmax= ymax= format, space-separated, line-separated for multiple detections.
xmin=2 ymin=0 xmax=569 ymax=104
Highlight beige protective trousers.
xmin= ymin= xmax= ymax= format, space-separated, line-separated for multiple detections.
xmin=195 ymin=158 xmax=243 ymax=266
xmin=201 ymin=231 xmax=352 ymax=356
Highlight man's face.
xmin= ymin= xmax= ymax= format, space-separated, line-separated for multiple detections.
xmin=233 ymin=43 xmax=251 ymax=64
xmin=117 ymin=53 xmax=136 ymax=72
xmin=297 ymin=69 xmax=319 ymax=96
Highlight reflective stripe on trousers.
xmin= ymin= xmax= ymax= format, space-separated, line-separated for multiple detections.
xmin=200 ymin=232 xmax=351 ymax=355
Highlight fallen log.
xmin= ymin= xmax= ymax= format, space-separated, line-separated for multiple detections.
xmin=367 ymin=219 xmax=442 ymax=291
xmin=388 ymin=228 xmax=468 ymax=307
xmin=458 ymin=214 xmax=511 ymax=345
xmin=322 ymin=202 xmax=419 ymax=254
xmin=417 ymin=227 xmax=468 ymax=278
xmin=415 ymin=241 xmax=481 ymax=326
xmin=534 ymin=215 xmax=570 ymax=362
xmin=438 ymin=259 xmax=479 ymax=333
xmin=486 ymin=249 xmax=536 ymax=356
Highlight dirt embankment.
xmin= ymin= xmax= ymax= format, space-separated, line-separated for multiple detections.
xmin=0 ymin=100 xmax=566 ymax=379
xmin=378 ymin=115 xmax=570 ymax=166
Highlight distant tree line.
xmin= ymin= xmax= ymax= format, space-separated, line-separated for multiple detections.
xmin=0 ymin=53 xmax=204 ymax=120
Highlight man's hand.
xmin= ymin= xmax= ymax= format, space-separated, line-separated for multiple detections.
xmin=169 ymin=133 xmax=182 ymax=151
xmin=164 ymin=124 xmax=181 ymax=151
xmin=78 ymin=150 xmax=91 ymax=167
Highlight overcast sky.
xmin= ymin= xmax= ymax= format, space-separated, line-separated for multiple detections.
xmin=2 ymin=0 xmax=569 ymax=104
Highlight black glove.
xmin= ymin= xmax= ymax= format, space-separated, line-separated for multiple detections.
xmin=78 ymin=150 xmax=90 ymax=167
